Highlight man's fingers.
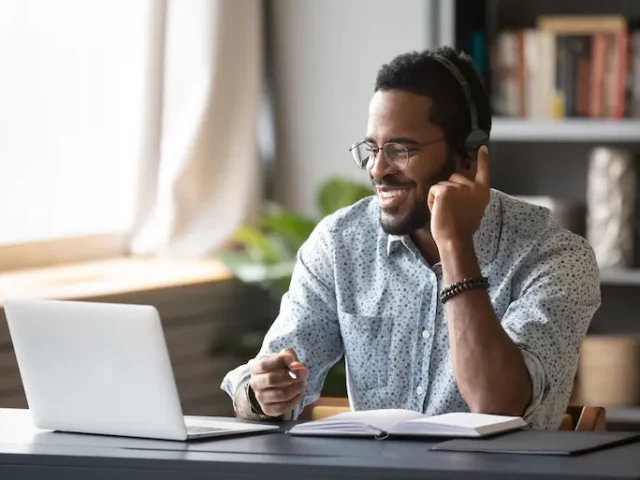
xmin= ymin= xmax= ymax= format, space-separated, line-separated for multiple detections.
xmin=246 ymin=349 xmax=307 ymax=417
xmin=474 ymin=145 xmax=490 ymax=187
xmin=249 ymin=348 xmax=300 ymax=374
xmin=428 ymin=184 xmax=446 ymax=212
xmin=249 ymin=355 xmax=286 ymax=374
xmin=251 ymin=370 xmax=297 ymax=390
xmin=286 ymin=361 xmax=309 ymax=380
xmin=256 ymin=382 xmax=304 ymax=405
xmin=448 ymin=173 xmax=473 ymax=186
xmin=437 ymin=180 xmax=462 ymax=189
xmin=261 ymin=393 xmax=303 ymax=418
xmin=281 ymin=348 xmax=300 ymax=366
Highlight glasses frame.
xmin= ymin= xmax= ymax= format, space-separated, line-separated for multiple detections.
xmin=349 ymin=137 xmax=444 ymax=171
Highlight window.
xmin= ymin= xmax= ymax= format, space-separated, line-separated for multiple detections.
xmin=0 ymin=0 xmax=153 ymax=248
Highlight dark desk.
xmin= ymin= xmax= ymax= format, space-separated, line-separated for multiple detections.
xmin=1 ymin=408 xmax=640 ymax=479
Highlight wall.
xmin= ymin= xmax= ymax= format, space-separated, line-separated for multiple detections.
xmin=269 ymin=0 xmax=433 ymax=216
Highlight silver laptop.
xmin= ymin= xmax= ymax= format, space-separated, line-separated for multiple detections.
xmin=4 ymin=298 xmax=278 ymax=441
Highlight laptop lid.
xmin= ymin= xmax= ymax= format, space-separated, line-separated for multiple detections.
xmin=4 ymin=298 xmax=189 ymax=440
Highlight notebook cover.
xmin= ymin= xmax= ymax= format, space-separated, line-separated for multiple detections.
xmin=430 ymin=430 xmax=640 ymax=456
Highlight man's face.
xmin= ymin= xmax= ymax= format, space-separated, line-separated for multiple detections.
xmin=366 ymin=90 xmax=457 ymax=236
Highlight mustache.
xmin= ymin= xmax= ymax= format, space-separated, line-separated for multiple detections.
xmin=372 ymin=177 xmax=415 ymax=188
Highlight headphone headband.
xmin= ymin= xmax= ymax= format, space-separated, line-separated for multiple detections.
xmin=431 ymin=54 xmax=487 ymax=159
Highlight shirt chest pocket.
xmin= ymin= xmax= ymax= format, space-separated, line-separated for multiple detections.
xmin=339 ymin=312 xmax=393 ymax=391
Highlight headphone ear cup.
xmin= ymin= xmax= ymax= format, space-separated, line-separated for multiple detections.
xmin=464 ymin=129 xmax=489 ymax=160
xmin=464 ymin=143 xmax=480 ymax=161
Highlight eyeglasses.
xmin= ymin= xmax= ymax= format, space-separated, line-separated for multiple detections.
xmin=349 ymin=138 xmax=443 ymax=171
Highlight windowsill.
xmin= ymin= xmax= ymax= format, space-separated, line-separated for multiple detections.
xmin=0 ymin=256 xmax=234 ymax=308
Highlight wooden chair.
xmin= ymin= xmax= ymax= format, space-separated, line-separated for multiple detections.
xmin=560 ymin=405 xmax=606 ymax=431
xmin=300 ymin=397 xmax=606 ymax=431
xmin=299 ymin=397 xmax=350 ymax=421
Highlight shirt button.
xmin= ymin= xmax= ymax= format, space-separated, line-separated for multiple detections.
xmin=416 ymin=386 xmax=424 ymax=395
xmin=422 ymin=330 xmax=430 ymax=339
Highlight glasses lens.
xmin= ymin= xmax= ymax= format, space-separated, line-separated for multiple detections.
xmin=351 ymin=142 xmax=375 ymax=170
xmin=383 ymin=143 xmax=409 ymax=170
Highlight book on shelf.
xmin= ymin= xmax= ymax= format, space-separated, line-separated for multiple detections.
xmin=492 ymin=15 xmax=640 ymax=120
xmin=287 ymin=408 xmax=527 ymax=439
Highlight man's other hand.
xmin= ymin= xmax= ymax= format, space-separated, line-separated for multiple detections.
xmin=248 ymin=348 xmax=308 ymax=417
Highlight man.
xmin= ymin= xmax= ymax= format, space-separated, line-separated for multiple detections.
xmin=221 ymin=46 xmax=601 ymax=430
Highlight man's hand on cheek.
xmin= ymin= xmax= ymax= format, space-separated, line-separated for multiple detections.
xmin=428 ymin=145 xmax=491 ymax=248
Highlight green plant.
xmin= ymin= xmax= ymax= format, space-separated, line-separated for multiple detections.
xmin=218 ymin=176 xmax=373 ymax=396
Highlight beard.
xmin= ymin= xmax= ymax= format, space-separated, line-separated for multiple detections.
xmin=376 ymin=149 xmax=456 ymax=236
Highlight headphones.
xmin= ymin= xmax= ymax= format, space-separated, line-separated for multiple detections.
xmin=431 ymin=54 xmax=488 ymax=160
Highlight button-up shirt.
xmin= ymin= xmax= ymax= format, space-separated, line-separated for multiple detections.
xmin=221 ymin=189 xmax=601 ymax=429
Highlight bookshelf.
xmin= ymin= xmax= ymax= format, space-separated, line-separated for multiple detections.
xmin=607 ymin=407 xmax=640 ymax=431
xmin=445 ymin=0 xmax=640 ymax=257
xmin=446 ymin=0 xmax=640 ymax=427
xmin=492 ymin=117 xmax=640 ymax=142
xmin=600 ymin=268 xmax=640 ymax=286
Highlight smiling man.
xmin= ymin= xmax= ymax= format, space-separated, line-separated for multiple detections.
xmin=221 ymin=47 xmax=601 ymax=430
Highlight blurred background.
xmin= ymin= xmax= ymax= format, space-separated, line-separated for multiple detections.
xmin=2 ymin=0 xmax=640 ymax=431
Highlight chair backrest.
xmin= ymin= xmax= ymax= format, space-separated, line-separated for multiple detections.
xmin=299 ymin=397 xmax=350 ymax=421
xmin=300 ymin=397 xmax=606 ymax=431
xmin=560 ymin=405 xmax=606 ymax=431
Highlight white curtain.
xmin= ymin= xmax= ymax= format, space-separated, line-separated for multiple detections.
xmin=129 ymin=0 xmax=263 ymax=258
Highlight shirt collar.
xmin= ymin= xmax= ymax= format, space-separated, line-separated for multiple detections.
xmin=386 ymin=188 xmax=501 ymax=264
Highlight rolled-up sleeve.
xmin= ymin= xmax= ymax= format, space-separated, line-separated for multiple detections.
xmin=500 ymin=230 xmax=601 ymax=429
xmin=220 ymin=214 xmax=344 ymax=418
xmin=519 ymin=346 xmax=547 ymax=419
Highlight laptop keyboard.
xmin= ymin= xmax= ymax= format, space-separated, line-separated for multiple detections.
xmin=187 ymin=425 xmax=225 ymax=434
xmin=184 ymin=417 xmax=279 ymax=436
xmin=185 ymin=419 xmax=226 ymax=434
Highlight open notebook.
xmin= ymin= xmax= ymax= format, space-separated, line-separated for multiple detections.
xmin=288 ymin=409 xmax=527 ymax=439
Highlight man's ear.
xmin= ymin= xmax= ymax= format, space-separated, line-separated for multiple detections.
xmin=455 ymin=152 xmax=476 ymax=181
xmin=467 ymin=156 xmax=478 ymax=180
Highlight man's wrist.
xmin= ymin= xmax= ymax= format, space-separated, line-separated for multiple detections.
xmin=243 ymin=381 xmax=284 ymax=421
xmin=438 ymin=236 xmax=483 ymax=287
xmin=437 ymin=235 xmax=474 ymax=259
xmin=245 ymin=381 xmax=267 ymax=418
xmin=233 ymin=379 xmax=255 ymax=418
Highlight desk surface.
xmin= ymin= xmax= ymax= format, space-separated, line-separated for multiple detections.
xmin=1 ymin=409 xmax=640 ymax=480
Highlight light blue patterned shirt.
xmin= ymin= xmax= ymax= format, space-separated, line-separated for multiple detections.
xmin=221 ymin=189 xmax=601 ymax=429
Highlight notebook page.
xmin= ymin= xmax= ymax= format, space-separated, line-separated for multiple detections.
xmin=405 ymin=412 xmax=522 ymax=429
xmin=295 ymin=409 xmax=424 ymax=432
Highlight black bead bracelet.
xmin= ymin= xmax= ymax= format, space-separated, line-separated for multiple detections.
xmin=440 ymin=276 xmax=489 ymax=303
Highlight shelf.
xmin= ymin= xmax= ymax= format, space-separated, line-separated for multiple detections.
xmin=491 ymin=118 xmax=640 ymax=142
xmin=606 ymin=407 xmax=640 ymax=426
xmin=599 ymin=269 xmax=640 ymax=286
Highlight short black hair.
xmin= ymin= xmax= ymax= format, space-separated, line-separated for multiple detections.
xmin=374 ymin=46 xmax=492 ymax=158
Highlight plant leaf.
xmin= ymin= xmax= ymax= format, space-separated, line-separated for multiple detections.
xmin=317 ymin=177 xmax=373 ymax=217
xmin=218 ymin=252 xmax=296 ymax=284
xmin=264 ymin=232 xmax=296 ymax=262
xmin=273 ymin=275 xmax=293 ymax=295
xmin=232 ymin=226 xmax=281 ymax=263
xmin=262 ymin=212 xmax=316 ymax=250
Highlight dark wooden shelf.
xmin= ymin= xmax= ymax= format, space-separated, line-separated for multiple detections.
xmin=600 ymin=269 xmax=640 ymax=286
xmin=606 ymin=406 xmax=640 ymax=428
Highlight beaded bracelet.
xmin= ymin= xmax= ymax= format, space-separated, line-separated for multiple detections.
xmin=440 ymin=276 xmax=489 ymax=303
